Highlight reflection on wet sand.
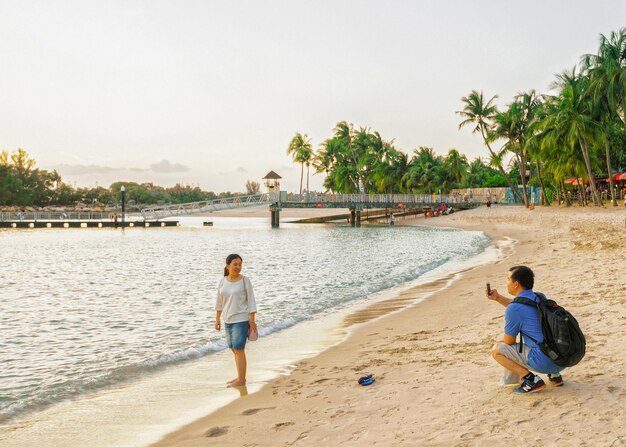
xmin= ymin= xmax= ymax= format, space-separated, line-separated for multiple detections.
xmin=343 ymin=274 xmax=459 ymax=327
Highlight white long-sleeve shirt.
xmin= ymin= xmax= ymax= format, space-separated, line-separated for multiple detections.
xmin=215 ymin=275 xmax=257 ymax=324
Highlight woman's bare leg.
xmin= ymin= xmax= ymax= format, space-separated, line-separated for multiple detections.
xmin=226 ymin=349 xmax=238 ymax=384
xmin=227 ymin=349 xmax=247 ymax=387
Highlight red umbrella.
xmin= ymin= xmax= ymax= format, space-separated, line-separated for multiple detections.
xmin=612 ymin=172 xmax=626 ymax=182
xmin=564 ymin=177 xmax=585 ymax=185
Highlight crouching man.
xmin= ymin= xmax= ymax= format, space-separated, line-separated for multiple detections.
xmin=488 ymin=265 xmax=564 ymax=394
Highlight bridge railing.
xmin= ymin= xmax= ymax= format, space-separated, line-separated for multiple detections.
xmin=283 ymin=193 xmax=481 ymax=205
xmin=140 ymin=193 xmax=275 ymax=219
xmin=0 ymin=211 xmax=115 ymax=222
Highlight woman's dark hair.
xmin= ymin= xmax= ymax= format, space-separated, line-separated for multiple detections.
xmin=509 ymin=265 xmax=534 ymax=290
xmin=224 ymin=254 xmax=243 ymax=276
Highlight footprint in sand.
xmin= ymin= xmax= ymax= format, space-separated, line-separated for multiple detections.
xmin=205 ymin=426 xmax=229 ymax=437
xmin=293 ymin=431 xmax=310 ymax=443
xmin=273 ymin=421 xmax=295 ymax=430
xmin=242 ymin=407 xmax=276 ymax=416
xmin=330 ymin=409 xmax=345 ymax=419
xmin=460 ymin=431 xmax=479 ymax=440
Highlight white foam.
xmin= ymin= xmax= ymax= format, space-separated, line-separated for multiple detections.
xmin=0 ymin=313 xmax=347 ymax=447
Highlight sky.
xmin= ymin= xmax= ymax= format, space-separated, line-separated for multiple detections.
xmin=1 ymin=1 xmax=625 ymax=193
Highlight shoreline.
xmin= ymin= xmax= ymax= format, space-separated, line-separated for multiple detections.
xmin=154 ymin=205 xmax=626 ymax=446
xmin=153 ymin=214 xmax=512 ymax=446
xmin=0 ymin=210 xmax=493 ymax=446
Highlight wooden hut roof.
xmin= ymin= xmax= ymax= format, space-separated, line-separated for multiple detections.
xmin=262 ymin=170 xmax=282 ymax=180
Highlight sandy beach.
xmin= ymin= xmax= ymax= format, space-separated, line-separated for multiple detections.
xmin=154 ymin=205 xmax=626 ymax=447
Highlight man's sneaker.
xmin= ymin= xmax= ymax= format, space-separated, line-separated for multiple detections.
xmin=513 ymin=375 xmax=546 ymax=394
xmin=548 ymin=374 xmax=564 ymax=387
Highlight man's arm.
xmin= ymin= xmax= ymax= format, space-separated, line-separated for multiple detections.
xmin=488 ymin=286 xmax=518 ymax=344
xmin=487 ymin=288 xmax=513 ymax=308
xmin=502 ymin=333 xmax=516 ymax=345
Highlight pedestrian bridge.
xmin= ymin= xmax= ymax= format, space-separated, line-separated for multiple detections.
xmin=140 ymin=191 xmax=482 ymax=226
xmin=140 ymin=193 xmax=274 ymax=220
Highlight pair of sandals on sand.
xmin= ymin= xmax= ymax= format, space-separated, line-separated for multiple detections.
xmin=358 ymin=374 xmax=375 ymax=386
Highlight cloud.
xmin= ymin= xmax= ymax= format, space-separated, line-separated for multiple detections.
xmin=149 ymin=159 xmax=189 ymax=173
xmin=54 ymin=164 xmax=122 ymax=175
xmin=53 ymin=160 xmax=189 ymax=176
xmin=236 ymin=166 xmax=248 ymax=174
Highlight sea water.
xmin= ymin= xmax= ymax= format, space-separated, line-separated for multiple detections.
xmin=0 ymin=216 xmax=493 ymax=445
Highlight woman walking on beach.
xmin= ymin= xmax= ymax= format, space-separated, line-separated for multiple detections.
xmin=215 ymin=254 xmax=257 ymax=387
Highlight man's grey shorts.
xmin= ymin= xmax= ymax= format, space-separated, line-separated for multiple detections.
xmin=497 ymin=343 xmax=532 ymax=385
xmin=498 ymin=343 xmax=532 ymax=369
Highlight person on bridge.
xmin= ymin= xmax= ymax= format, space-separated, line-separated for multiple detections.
xmin=215 ymin=254 xmax=258 ymax=388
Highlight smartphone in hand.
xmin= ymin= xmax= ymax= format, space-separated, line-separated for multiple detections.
xmin=486 ymin=282 xmax=492 ymax=296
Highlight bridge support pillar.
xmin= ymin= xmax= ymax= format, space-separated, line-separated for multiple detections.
xmin=271 ymin=207 xmax=280 ymax=228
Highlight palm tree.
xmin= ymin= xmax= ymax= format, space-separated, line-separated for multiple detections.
xmin=385 ymin=149 xmax=408 ymax=193
xmin=457 ymin=91 xmax=522 ymax=201
xmin=356 ymin=129 xmax=401 ymax=193
xmin=331 ymin=121 xmax=363 ymax=193
xmin=318 ymin=122 xmax=401 ymax=194
xmin=286 ymin=133 xmax=313 ymax=195
xmin=493 ymin=103 xmax=527 ymax=206
xmin=494 ymin=90 xmax=541 ymax=206
xmin=402 ymin=155 xmax=421 ymax=193
xmin=313 ymin=138 xmax=340 ymax=181
xmin=584 ymin=28 xmax=626 ymax=128
xmin=582 ymin=28 xmax=626 ymax=206
xmin=444 ymin=148 xmax=468 ymax=185
xmin=352 ymin=127 xmax=374 ymax=193
xmin=516 ymin=90 xmax=543 ymax=205
xmin=525 ymin=108 xmax=551 ymax=207
xmin=525 ymin=134 xmax=550 ymax=205
xmin=546 ymin=68 xmax=602 ymax=205
xmin=303 ymin=147 xmax=313 ymax=194
xmin=462 ymin=157 xmax=486 ymax=188
xmin=401 ymin=147 xmax=442 ymax=194
xmin=535 ymin=94 xmax=588 ymax=206
xmin=493 ymin=91 xmax=542 ymax=207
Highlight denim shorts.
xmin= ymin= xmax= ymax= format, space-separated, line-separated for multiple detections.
xmin=225 ymin=321 xmax=249 ymax=350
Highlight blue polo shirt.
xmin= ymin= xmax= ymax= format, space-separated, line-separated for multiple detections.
xmin=504 ymin=289 xmax=563 ymax=374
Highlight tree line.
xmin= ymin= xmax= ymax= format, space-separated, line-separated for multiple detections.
xmin=287 ymin=124 xmax=508 ymax=196
xmin=0 ymin=149 xmax=260 ymax=207
xmin=288 ymin=28 xmax=626 ymax=206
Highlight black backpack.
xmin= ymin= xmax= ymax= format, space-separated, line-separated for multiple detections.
xmin=513 ymin=292 xmax=586 ymax=368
